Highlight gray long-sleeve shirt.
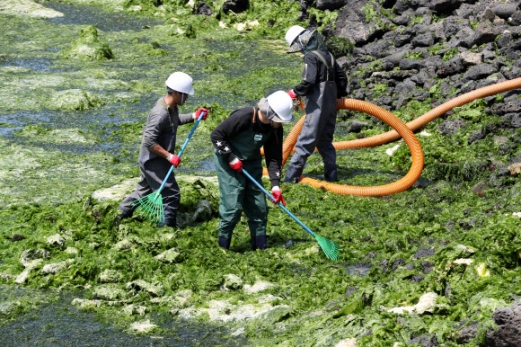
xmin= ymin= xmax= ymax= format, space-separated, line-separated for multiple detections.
xmin=138 ymin=97 xmax=194 ymax=168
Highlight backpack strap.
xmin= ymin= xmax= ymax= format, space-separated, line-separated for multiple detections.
xmin=311 ymin=50 xmax=334 ymax=81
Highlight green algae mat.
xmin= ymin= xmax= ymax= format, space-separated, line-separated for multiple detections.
xmin=1 ymin=1 xmax=521 ymax=346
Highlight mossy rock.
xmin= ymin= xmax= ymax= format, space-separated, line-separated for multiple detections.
xmin=60 ymin=25 xmax=114 ymax=61
xmin=93 ymin=284 xmax=128 ymax=301
xmin=46 ymin=89 xmax=105 ymax=111
xmin=327 ymin=36 xmax=354 ymax=58
xmin=0 ymin=301 xmax=21 ymax=317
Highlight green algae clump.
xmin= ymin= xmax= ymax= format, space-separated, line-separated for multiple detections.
xmin=61 ymin=25 xmax=114 ymax=61
xmin=46 ymin=89 xmax=105 ymax=111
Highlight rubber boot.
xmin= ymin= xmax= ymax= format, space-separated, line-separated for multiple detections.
xmin=324 ymin=166 xmax=338 ymax=182
xmin=284 ymin=165 xmax=303 ymax=183
xmin=114 ymin=208 xmax=133 ymax=228
xmin=164 ymin=216 xmax=177 ymax=228
xmin=117 ymin=208 xmax=133 ymax=220
xmin=254 ymin=235 xmax=267 ymax=250
xmin=219 ymin=236 xmax=231 ymax=249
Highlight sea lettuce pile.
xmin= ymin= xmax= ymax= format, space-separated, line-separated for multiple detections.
xmin=1 ymin=1 xmax=520 ymax=346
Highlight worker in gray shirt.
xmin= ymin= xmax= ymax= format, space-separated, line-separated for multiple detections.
xmin=117 ymin=72 xmax=209 ymax=227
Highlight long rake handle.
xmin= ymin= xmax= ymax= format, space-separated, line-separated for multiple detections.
xmin=156 ymin=111 xmax=206 ymax=193
xmin=241 ymin=168 xmax=317 ymax=238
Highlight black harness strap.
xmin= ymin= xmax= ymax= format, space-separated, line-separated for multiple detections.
xmin=311 ymin=50 xmax=334 ymax=81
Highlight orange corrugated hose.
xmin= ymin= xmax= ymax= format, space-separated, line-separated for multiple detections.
xmin=334 ymin=77 xmax=521 ymax=149
xmin=263 ymin=77 xmax=521 ymax=196
xmin=293 ymin=100 xmax=424 ymax=196
xmin=261 ymin=100 xmax=423 ymax=196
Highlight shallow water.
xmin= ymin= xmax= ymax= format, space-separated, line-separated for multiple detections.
xmin=45 ymin=2 xmax=163 ymax=32
xmin=0 ymin=1 xmax=258 ymax=342
xmin=0 ymin=103 xmax=145 ymax=155
xmin=0 ymin=286 xmax=247 ymax=347
xmin=346 ymin=264 xmax=371 ymax=276
xmin=6 ymin=58 xmax=52 ymax=72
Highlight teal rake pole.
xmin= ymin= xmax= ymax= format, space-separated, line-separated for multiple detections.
xmin=132 ymin=111 xmax=206 ymax=224
xmin=241 ymin=168 xmax=340 ymax=260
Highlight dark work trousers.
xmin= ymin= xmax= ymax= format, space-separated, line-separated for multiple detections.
xmin=285 ymin=80 xmax=338 ymax=182
xmin=118 ymin=158 xmax=180 ymax=226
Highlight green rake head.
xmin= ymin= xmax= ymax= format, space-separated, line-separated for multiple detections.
xmin=131 ymin=192 xmax=165 ymax=225
xmin=314 ymin=234 xmax=340 ymax=261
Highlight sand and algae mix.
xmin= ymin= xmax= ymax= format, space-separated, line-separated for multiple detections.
xmin=1 ymin=1 xmax=521 ymax=346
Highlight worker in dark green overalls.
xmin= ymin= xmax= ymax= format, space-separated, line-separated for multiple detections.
xmin=211 ymin=91 xmax=295 ymax=250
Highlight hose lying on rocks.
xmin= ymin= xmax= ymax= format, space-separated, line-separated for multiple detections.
xmin=264 ymin=77 xmax=521 ymax=196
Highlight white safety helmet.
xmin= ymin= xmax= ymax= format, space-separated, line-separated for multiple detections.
xmin=285 ymin=25 xmax=306 ymax=46
xmin=266 ymin=90 xmax=294 ymax=123
xmin=165 ymin=72 xmax=194 ymax=95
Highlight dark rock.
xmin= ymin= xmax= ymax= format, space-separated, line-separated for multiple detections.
xmin=411 ymin=89 xmax=430 ymax=101
xmin=491 ymin=98 xmax=521 ymax=116
xmin=468 ymin=130 xmax=487 ymax=145
xmin=195 ymin=2 xmax=212 ymax=15
xmin=439 ymin=80 xmax=455 ymax=98
xmin=399 ymin=59 xmax=426 ymax=70
xmin=511 ymin=114 xmax=521 ymax=128
xmin=348 ymin=120 xmax=369 ymax=133
xmin=376 ymin=95 xmax=393 ymax=107
xmin=391 ymin=258 xmax=405 ymax=271
xmin=407 ymin=334 xmax=439 ymax=347
xmin=437 ymin=56 xmax=465 ymax=77
xmin=334 ymin=0 xmax=392 ymax=46
xmin=444 ymin=282 xmax=451 ymax=297
xmin=380 ymin=259 xmax=389 ymax=273
xmin=486 ymin=301 xmax=521 ymax=347
xmin=412 ymin=32 xmax=435 ymax=47
xmin=492 ymin=3 xmax=520 ymax=20
xmin=394 ymin=34 xmax=412 ymax=47
xmin=316 ymin=0 xmax=348 ymax=11
xmin=410 ymin=70 xmax=430 ymax=86
xmin=460 ymin=80 xmax=478 ymax=94
xmin=509 ymin=10 xmax=521 ymax=26
xmin=11 ymin=234 xmax=26 ymax=242
xmin=475 ymin=21 xmax=501 ymax=45
xmin=393 ymin=13 xmax=413 ymax=26
xmin=222 ymin=0 xmax=248 ymax=14
xmin=442 ymin=16 xmax=466 ymax=38
xmin=462 ymin=63 xmax=497 ymax=82
xmin=481 ymin=8 xmax=496 ymax=22
xmin=496 ymin=30 xmax=513 ymax=49
xmin=364 ymin=40 xmax=393 ymax=58
xmin=393 ymin=0 xmax=416 ymax=15
xmin=411 ymin=274 xmax=424 ymax=283
xmin=413 ymin=248 xmax=434 ymax=259
xmin=457 ymin=321 xmax=479 ymax=344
